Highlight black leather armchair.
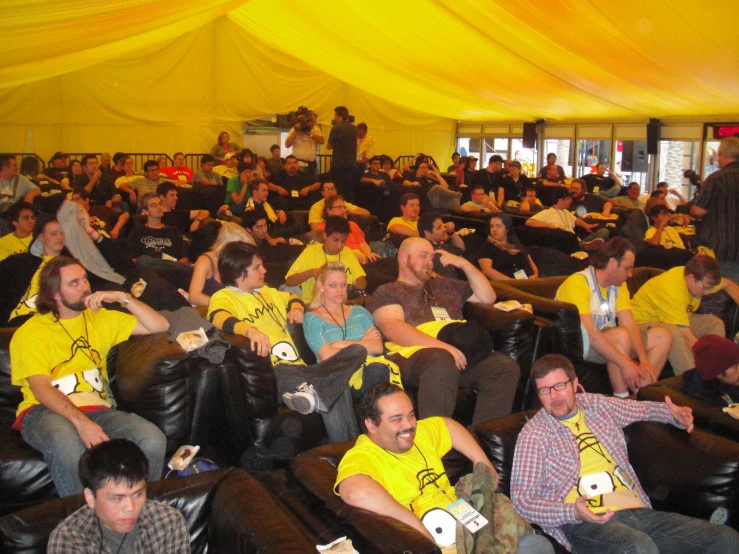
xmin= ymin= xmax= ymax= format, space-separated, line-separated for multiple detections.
xmin=638 ymin=376 xmax=739 ymax=442
xmin=0 ymin=468 xmax=320 ymax=554
xmin=476 ymin=409 xmax=739 ymax=532
xmin=218 ymin=303 xmax=535 ymax=471
xmin=0 ymin=328 xmax=221 ymax=516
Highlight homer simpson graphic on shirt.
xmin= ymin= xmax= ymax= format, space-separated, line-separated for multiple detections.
xmin=50 ymin=336 xmax=114 ymax=408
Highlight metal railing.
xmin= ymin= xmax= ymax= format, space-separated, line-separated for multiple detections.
xmin=0 ymin=153 xmax=46 ymax=176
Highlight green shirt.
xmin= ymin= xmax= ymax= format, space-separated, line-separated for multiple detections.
xmin=225 ymin=176 xmax=250 ymax=205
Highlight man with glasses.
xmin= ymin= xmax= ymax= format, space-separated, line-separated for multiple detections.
xmin=511 ymin=353 xmax=739 ymax=554
xmin=631 ymin=254 xmax=739 ymax=376
xmin=367 ymin=237 xmax=520 ymax=427
xmin=308 ymin=180 xmax=368 ymax=231
xmin=555 ymin=238 xmax=672 ymax=397
xmin=75 ymin=155 xmax=116 ymax=208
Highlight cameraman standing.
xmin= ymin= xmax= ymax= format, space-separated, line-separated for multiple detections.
xmin=327 ymin=106 xmax=358 ymax=202
xmin=285 ymin=109 xmax=323 ymax=181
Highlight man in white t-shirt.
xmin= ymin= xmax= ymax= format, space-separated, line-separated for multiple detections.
xmin=285 ymin=110 xmax=324 ymax=180
xmin=525 ymin=186 xmax=609 ymax=250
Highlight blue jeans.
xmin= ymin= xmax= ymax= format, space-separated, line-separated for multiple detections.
xmin=21 ymin=405 xmax=166 ymax=497
xmin=561 ymin=507 xmax=739 ymax=554
xmin=517 ymin=533 xmax=555 ymax=554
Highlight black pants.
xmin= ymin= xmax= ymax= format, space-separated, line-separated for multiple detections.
xmin=331 ymin=166 xmax=358 ymax=203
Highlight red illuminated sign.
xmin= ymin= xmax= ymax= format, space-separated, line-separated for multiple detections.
xmin=714 ymin=125 xmax=739 ymax=138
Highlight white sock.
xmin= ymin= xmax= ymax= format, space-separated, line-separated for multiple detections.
xmin=613 ymin=391 xmax=629 ymax=398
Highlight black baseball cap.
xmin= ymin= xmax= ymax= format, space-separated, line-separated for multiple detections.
xmin=489 ymin=154 xmax=504 ymax=164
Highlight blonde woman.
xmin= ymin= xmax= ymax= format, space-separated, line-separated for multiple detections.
xmin=188 ymin=222 xmax=255 ymax=306
xmin=303 ymin=263 xmax=399 ymax=398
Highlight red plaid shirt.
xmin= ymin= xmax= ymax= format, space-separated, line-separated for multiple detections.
xmin=511 ymin=393 xmax=680 ymax=551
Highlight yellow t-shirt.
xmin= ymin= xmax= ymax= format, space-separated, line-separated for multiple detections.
xmin=0 ymin=233 xmax=32 ymax=261
xmin=644 ymin=226 xmax=685 ymax=249
xmin=285 ymin=243 xmax=366 ymax=304
xmin=207 ymin=285 xmax=303 ymax=366
xmin=387 ymin=217 xmax=418 ymax=235
xmin=631 ymin=266 xmax=723 ymax=327
xmin=560 ymin=411 xmax=644 ymax=513
xmin=114 ymin=175 xmax=136 ymax=189
xmin=245 ymin=198 xmax=277 ymax=223
xmin=335 ymin=417 xmax=456 ymax=519
xmin=308 ymin=199 xmax=362 ymax=225
xmin=556 ymin=272 xmax=631 ymax=315
xmin=10 ymin=308 xmax=138 ymax=418
xmin=10 ymin=256 xmax=54 ymax=321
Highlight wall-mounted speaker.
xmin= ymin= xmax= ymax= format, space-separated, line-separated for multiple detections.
xmin=647 ymin=119 xmax=660 ymax=155
xmin=522 ymin=123 xmax=537 ymax=148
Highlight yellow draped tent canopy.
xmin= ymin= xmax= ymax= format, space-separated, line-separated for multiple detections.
xmin=1 ymin=0 xmax=737 ymax=159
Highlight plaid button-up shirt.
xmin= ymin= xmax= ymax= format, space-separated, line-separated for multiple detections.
xmin=510 ymin=393 xmax=679 ymax=551
xmin=48 ymin=499 xmax=190 ymax=553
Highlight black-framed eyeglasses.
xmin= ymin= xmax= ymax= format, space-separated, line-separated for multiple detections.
xmin=537 ymin=379 xmax=572 ymax=396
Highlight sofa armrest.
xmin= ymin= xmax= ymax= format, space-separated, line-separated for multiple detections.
xmin=209 ymin=468 xmax=319 ymax=553
xmin=288 ymin=455 xmax=441 ymax=554
xmin=464 ymin=302 xmax=535 ymax=374
xmin=490 ymin=283 xmax=584 ymax=362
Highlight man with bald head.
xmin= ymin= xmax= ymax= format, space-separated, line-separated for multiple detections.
xmin=366 ymin=237 xmax=520 ymax=426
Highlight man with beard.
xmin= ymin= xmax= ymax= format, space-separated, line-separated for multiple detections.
xmin=336 ymin=382 xmax=553 ymax=552
xmin=9 ymin=256 xmax=169 ymax=497
xmin=366 ymin=237 xmax=520 ymax=428
xmin=511 ymin=354 xmax=739 ymax=554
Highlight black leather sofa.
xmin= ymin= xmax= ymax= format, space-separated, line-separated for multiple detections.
xmin=491 ymin=267 xmax=739 ymax=396
xmin=286 ymin=405 xmax=739 ymax=553
xmin=638 ymin=376 xmax=739 ymax=442
xmin=0 ymin=328 xmax=222 ymax=516
xmin=476 ymin=409 xmax=739 ymax=532
xmin=218 ymin=301 xmax=536 ymax=472
xmin=0 ymin=467 xmax=322 ymax=553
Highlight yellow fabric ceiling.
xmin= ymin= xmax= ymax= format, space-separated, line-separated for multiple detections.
xmin=1 ymin=0 xmax=737 ymax=159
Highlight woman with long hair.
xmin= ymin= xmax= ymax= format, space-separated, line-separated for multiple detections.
xmin=188 ymin=222 xmax=255 ymax=306
xmin=477 ymin=214 xmax=538 ymax=280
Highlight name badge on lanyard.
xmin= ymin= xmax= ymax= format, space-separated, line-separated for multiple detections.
xmin=431 ymin=306 xmax=451 ymax=322
xmin=513 ymin=269 xmax=528 ymax=280
xmin=291 ymin=189 xmax=299 ymax=198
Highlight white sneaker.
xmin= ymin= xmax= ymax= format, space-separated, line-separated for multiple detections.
xmin=282 ymin=383 xmax=318 ymax=414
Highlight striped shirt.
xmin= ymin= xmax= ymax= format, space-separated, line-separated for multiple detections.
xmin=695 ymin=161 xmax=739 ymax=262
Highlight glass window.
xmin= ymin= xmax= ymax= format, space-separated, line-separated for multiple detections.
xmin=576 ymin=139 xmax=611 ymax=177
xmin=658 ymin=140 xmax=700 ymax=200
xmin=704 ymin=141 xmax=720 ymax=179
xmin=511 ymin=139 xmax=537 ymax=178
xmin=482 ymin=138 xmax=509 ymax=166
xmin=543 ymin=139 xmax=572 ymax=177
xmin=456 ymin=137 xmax=481 ymax=163
xmin=615 ymin=140 xmax=648 ymax=190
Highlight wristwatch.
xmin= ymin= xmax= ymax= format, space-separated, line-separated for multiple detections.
xmin=120 ymin=293 xmax=132 ymax=307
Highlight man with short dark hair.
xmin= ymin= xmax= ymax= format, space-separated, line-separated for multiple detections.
xmin=519 ymin=185 xmax=544 ymax=213
xmin=75 ymin=155 xmax=116 ymax=207
xmin=367 ymin=237 xmax=520 ymax=426
xmin=358 ymin=155 xmax=391 ymax=214
xmin=461 ymin=183 xmax=501 ymax=214
xmin=327 ymin=106 xmax=358 ymax=201
xmin=336 ymin=383 xmax=551 ymax=552
xmin=286 ymin=216 xmax=367 ymax=303
xmin=48 ymin=439 xmax=189 ymax=553
xmin=631 ymin=254 xmax=739 ymax=375
xmin=42 ymin=152 xmax=71 ymax=188
xmin=611 ymin=182 xmax=645 ymax=209
xmin=10 ymin=256 xmax=169 ymax=497
xmin=128 ymin=194 xmax=188 ymax=264
xmin=501 ymin=160 xmax=532 ymax=203
xmin=268 ymin=154 xmax=321 ymax=210
xmin=471 ymin=154 xmax=506 ymax=205
xmin=526 ymin=187 xmax=609 ymax=250
xmin=512 ymin=353 xmax=739 ymax=554
xmin=0 ymin=155 xmax=40 ymax=208
xmin=555 ymin=238 xmax=672 ymax=395
xmin=159 ymin=152 xmax=194 ymax=184
xmin=569 ymin=178 xmax=612 ymax=217
xmin=157 ymin=182 xmax=209 ymax=235
xmin=447 ymin=152 xmax=461 ymax=173
xmin=581 ymin=162 xmax=622 ymax=197
xmin=0 ymin=201 xmax=35 ymax=261
xmin=387 ymin=193 xmax=421 ymax=237
xmin=129 ymin=160 xmax=176 ymax=202
xmin=538 ymin=153 xmax=567 ymax=184
xmin=266 ymin=144 xmax=284 ymax=175
xmin=192 ymin=155 xmax=221 ymax=187
xmin=108 ymin=152 xmax=127 ymax=180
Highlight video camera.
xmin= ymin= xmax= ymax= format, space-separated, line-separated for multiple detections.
xmin=683 ymin=169 xmax=702 ymax=187
xmin=279 ymin=106 xmax=314 ymax=132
